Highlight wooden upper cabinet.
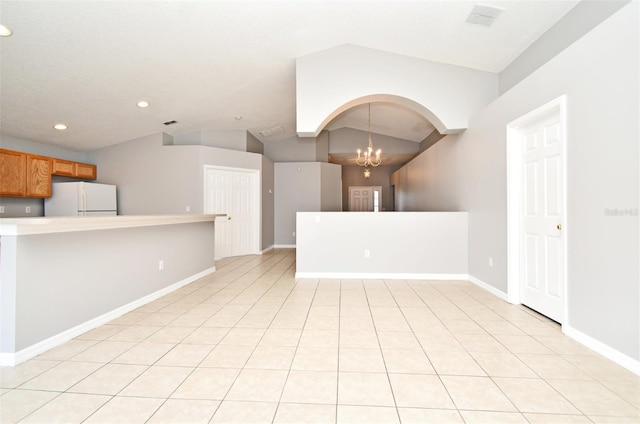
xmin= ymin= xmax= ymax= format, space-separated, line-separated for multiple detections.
xmin=26 ymin=154 xmax=52 ymax=198
xmin=75 ymin=162 xmax=97 ymax=180
xmin=51 ymin=158 xmax=76 ymax=177
xmin=0 ymin=148 xmax=27 ymax=196
xmin=52 ymin=158 xmax=97 ymax=180
xmin=0 ymin=148 xmax=97 ymax=198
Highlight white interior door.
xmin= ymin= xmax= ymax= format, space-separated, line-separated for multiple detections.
xmin=204 ymin=166 xmax=259 ymax=260
xmin=231 ymin=172 xmax=254 ymax=256
xmin=349 ymin=186 xmax=381 ymax=212
xmin=519 ymin=107 xmax=565 ymax=323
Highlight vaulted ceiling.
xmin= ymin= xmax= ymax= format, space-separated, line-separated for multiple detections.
xmin=0 ymin=1 xmax=579 ymax=151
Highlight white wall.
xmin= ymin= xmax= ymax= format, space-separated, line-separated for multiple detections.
xmin=264 ymin=136 xmax=318 ymax=162
xmin=296 ymin=44 xmax=498 ymax=136
xmin=392 ymin=2 xmax=639 ymax=364
xmin=261 ymin=155 xmax=275 ymax=250
xmin=315 ymin=131 xmax=329 ymax=162
xmin=247 ymin=132 xmax=265 ymax=155
xmin=89 ymin=132 xmax=264 ymax=215
xmin=89 ymin=134 xmax=198 ymax=215
xmin=320 ymin=162 xmax=342 ymax=212
xmin=273 ymin=162 xmax=342 ymax=246
xmin=173 ymin=129 xmax=247 ymax=151
xmin=1 ymin=221 xmax=214 ymax=361
xmin=274 ymin=162 xmax=321 ymax=246
xmin=499 ymin=0 xmax=630 ymax=94
xmin=0 ymin=134 xmax=89 ymax=162
xmin=296 ymin=212 xmax=468 ymax=278
xmin=391 ymin=136 xmax=466 ymax=213
xmin=89 ymin=132 xmax=275 ymax=250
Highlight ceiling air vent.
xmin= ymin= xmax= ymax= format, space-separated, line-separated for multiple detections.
xmin=259 ymin=126 xmax=285 ymax=137
xmin=163 ymin=120 xmax=178 ymax=126
xmin=466 ymin=4 xmax=504 ymax=27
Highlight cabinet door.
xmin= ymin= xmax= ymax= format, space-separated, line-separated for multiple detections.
xmin=52 ymin=158 xmax=76 ymax=177
xmin=75 ymin=163 xmax=97 ymax=180
xmin=0 ymin=149 xmax=27 ymax=196
xmin=26 ymin=155 xmax=52 ymax=197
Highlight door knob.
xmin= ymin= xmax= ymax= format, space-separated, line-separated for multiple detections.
xmin=228 ymin=216 xmax=231 ymax=220
xmin=556 ymin=224 xmax=562 ymax=230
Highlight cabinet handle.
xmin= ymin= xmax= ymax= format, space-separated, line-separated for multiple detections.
xmin=557 ymin=224 xmax=562 ymax=231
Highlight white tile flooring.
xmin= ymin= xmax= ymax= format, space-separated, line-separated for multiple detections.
xmin=1 ymin=249 xmax=638 ymax=423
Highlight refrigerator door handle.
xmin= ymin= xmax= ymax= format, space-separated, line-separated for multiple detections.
xmin=80 ymin=186 xmax=87 ymax=216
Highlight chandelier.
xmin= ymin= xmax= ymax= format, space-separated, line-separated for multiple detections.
xmin=356 ymin=103 xmax=382 ymax=174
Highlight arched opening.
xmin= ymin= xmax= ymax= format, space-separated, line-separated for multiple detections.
xmin=315 ymin=94 xmax=449 ymax=137
xmin=319 ymin=96 xmax=445 ymax=212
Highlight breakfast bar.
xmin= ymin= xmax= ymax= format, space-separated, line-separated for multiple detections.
xmin=0 ymin=214 xmax=222 ymax=366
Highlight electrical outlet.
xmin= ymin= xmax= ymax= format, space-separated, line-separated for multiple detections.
xmin=185 ymin=206 xmax=191 ymax=212
xmin=364 ymin=249 xmax=370 ymax=258
xmin=0 ymin=206 xmax=4 ymax=214
xmin=25 ymin=206 xmax=31 ymax=213
xmin=292 ymin=231 xmax=296 ymax=237
xmin=489 ymin=257 xmax=494 ymax=268
xmin=158 ymin=260 xmax=164 ymax=271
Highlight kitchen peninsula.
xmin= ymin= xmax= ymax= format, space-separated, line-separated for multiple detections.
xmin=0 ymin=214 xmax=223 ymax=366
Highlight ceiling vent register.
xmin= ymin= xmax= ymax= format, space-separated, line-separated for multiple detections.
xmin=466 ymin=3 xmax=504 ymax=27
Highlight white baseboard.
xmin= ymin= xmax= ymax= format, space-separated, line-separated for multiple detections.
xmin=274 ymin=244 xmax=296 ymax=249
xmin=260 ymin=245 xmax=274 ymax=255
xmin=295 ymin=272 xmax=469 ymax=280
xmin=563 ymin=324 xmax=640 ymax=376
xmin=467 ymin=275 xmax=639 ymax=376
xmin=467 ymin=274 xmax=508 ymax=301
xmin=0 ymin=267 xmax=216 ymax=367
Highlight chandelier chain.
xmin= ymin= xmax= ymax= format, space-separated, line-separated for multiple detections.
xmin=356 ymin=103 xmax=382 ymax=169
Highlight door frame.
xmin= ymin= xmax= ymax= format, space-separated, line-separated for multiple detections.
xmin=348 ymin=185 xmax=382 ymax=212
xmin=506 ymin=95 xmax=568 ymax=323
xmin=203 ymin=165 xmax=261 ymax=257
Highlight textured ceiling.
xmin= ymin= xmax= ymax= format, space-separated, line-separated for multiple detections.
xmin=0 ymin=1 xmax=579 ymax=151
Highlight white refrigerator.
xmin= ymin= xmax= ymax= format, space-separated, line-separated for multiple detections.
xmin=45 ymin=182 xmax=117 ymax=216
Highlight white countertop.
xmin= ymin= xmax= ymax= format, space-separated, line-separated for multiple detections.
xmin=0 ymin=214 xmax=225 ymax=235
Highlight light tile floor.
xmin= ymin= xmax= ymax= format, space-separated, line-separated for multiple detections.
xmin=1 ymin=249 xmax=638 ymax=423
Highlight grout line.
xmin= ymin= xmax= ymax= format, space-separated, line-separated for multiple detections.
xmin=6 ymin=251 xmax=637 ymax=423
xmin=363 ymin=279 xmax=402 ymax=421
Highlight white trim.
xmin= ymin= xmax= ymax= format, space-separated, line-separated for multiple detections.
xmin=467 ymin=275 xmax=508 ymax=301
xmin=0 ymin=267 xmax=215 ymax=367
xmin=203 ymin=165 xmax=262 ymax=257
xmin=274 ymin=244 xmax=296 ymax=249
xmin=295 ymin=272 xmax=468 ymax=280
xmin=348 ymin=185 xmax=383 ymax=212
xmin=563 ymin=324 xmax=640 ymax=376
xmin=506 ymin=95 xmax=568 ymax=323
xmin=260 ymin=245 xmax=274 ymax=255
xmin=0 ymin=214 xmax=222 ymax=236
xmin=506 ymin=122 xmax=522 ymax=305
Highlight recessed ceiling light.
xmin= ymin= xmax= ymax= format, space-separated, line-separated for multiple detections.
xmin=234 ymin=115 xmax=243 ymax=120
xmin=137 ymin=100 xmax=150 ymax=108
xmin=0 ymin=25 xmax=13 ymax=37
xmin=53 ymin=123 xmax=68 ymax=130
